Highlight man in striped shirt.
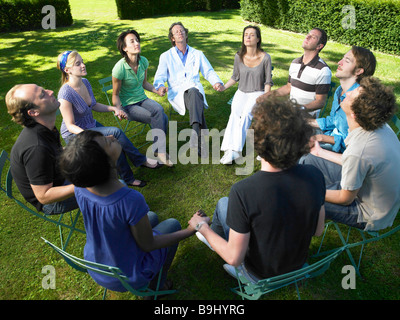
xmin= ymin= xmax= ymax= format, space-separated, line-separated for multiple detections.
xmin=257 ymin=28 xmax=332 ymax=118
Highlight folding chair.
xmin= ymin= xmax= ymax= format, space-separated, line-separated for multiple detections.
xmin=390 ymin=114 xmax=400 ymax=137
xmin=317 ymin=81 xmax=336 ymax=118
xmin=230 ymin=246 xmax=345 ymax=300
xmin=42 ymin=238 xmax=177 ymax=300
xmin=313 ymin=116 xmax=400 ymax=278
xmin=98 ymin=76 xmax=151 ymax=148
xmin=313 ymin=221 xmax=400 ymax=279
xmin=0 ymin=150 xmax=85 ymax=250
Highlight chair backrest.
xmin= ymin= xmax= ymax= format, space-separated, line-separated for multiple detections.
xmin=98 ymin=76 xmax=113 ymax=106
xmin=390 ymin=115 xmax=400 ymax=138
xmin=42 ymin=238 xmax=175 ymax=298
xmin=0 ymin=150 xmax=9 ymax=195
xmin=236 ymin=246 xmax=345 ymax=299
xmin=318 ymin=81 xmax=336 ymax=118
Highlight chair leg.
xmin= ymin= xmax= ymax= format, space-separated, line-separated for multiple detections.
xmin=58 ymin=210 xmax=82 ymax=250
xmin=334 ymin=223 xmax=363 ymax=278
xmin=294 ymin=281 xmax=301 ymax=300
xmin=102 ymin=288 xmax=108 ymax=300
xmin=316 ymin=222 xmax=332 ymax=255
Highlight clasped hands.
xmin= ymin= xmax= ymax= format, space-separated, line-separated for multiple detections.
xmin=188 ymin=209 xmax=210 ymax=231
xmin=113 ymin=108 xmax=128 ymax=120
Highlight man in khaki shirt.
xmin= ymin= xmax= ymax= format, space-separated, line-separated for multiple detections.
xmin=300 ymin=77 xmax=400 ymax=231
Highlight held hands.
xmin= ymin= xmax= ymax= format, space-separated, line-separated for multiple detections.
xmin=157 ymin=86 xmax=168 ymax=97
xmin=213 ymin=82 xmax=225 ymax=92
xmin=188 ymin=209 xmax=210 ymax=231
xmin=309 ymin=136 xmax=322 ymax=157
xmin=113 ymin=108 xmax=128 ymax=120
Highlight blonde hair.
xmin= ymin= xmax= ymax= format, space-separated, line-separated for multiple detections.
xmin=57 ymin=50 xmax=79 ymax=85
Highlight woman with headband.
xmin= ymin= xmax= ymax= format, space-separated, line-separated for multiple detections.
xmin=57 ymin=50 xmax=160 ymax=188
xmin=219 ymin=25 xmax=273 ymax=165
xmin=112 ymin=30 xmax=172 ymax=167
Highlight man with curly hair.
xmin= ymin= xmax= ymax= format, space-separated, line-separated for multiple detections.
xmin=189 ymin=97 xmax=326 ymax=283
xmin=6 ymin=84 xmax=78 ymax=214
xmin=301 ymin=77 xmax=400 ymax=231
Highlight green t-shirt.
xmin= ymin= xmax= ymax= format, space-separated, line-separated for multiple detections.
xmin=112 ymin=56 xmax=148 ymax=106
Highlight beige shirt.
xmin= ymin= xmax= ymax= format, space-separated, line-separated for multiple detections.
xmin=342 ymin=125 xmax=400 ymax=231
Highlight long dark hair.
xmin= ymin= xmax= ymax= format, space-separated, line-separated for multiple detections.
xmin=238 ymin=25 xmax=263 ymax=61
xmin=117 ymin=30 xmax=141 ymax=64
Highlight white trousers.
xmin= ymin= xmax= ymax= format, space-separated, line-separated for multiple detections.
xmin=221 ymin=89 xmax=264 ymax=152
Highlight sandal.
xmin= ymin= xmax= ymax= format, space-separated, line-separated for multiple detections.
xmin=127 ymin=180 xmax=147 ymax=188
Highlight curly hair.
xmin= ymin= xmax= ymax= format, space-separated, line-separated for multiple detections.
xmin=5 ymin=84 xmax=37 ymax=127
xmin=351 ymin=77 xmax=397 ymax=131
xmin=252 ymin=97 xmax=314 ymax=169
xmin=59 ymin=130 xmax=112 ymax=188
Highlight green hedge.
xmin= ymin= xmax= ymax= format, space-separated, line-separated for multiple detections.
xmin=0 ymin=0 xmax=73 ymax=32
xmin=115 ymin=0 xmax=240 ymax=20
xmin=240 ymin=0 xmax=287 ymax=27
xmin=240 ymin=0 xmax=400 ymax=55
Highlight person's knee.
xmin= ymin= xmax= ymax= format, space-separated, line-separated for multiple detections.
xmin=215 ymin=197 xmax=229 ymax=219
xmin=166 ymin=218 xmax=182 ymax=232
xmin=187 ymin=87 xmax=203 ymax=101
xmin=107 ymin=126 xmax=124 ymax=138
xmin=218 ymin=197 xmax=229 ymax=207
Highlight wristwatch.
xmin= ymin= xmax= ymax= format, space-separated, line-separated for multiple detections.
xmin=195 ymin=221 xmax=207 ymax=231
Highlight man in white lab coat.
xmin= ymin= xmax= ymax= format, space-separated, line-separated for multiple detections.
xmin=153 ymin=22 xmax=223 ymax=157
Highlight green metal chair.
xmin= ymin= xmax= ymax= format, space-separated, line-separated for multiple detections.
xmin=230 ymin=246 xmax=345 ymax=300
xmin=390 ymin=114 xmax=400 ymax=137
xmin=0 ymin=150 xmax=85 ymax=250
xmin=98 ymin=76 xmax=151 ymax=148
xmin=313 ymin=116 xmax=400 ymax=278
xmin=313 ymin=221 xmax=400 ymax=279
xmin=317 ymin=81 xmax=336 ymax=119
xmin=42 ymin=237 xmax=177 ymax=300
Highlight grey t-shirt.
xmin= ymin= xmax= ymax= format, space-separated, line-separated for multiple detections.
xmin=231 ymin=52 xmax=273 ymax=92
xmin=342 ymin=124 xmax=400 ymax=231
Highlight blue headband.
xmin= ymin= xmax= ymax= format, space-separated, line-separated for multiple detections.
xmin=60 ymin=51 xmax=72 ymax=71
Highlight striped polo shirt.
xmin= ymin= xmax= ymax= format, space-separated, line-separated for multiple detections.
xmin=288 ymin=54 xmax=331 ymax=115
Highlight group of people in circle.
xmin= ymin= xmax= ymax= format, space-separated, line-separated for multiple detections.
xmin=6 ymin=21 xmax=400 ymax=298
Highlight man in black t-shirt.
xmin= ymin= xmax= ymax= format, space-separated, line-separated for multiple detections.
xmin=189 ymin=97 xmax=326 ymax=281
xmin=6 ymin=84 xmax=78 ymax=214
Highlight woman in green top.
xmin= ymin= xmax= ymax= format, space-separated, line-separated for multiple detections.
xmin=112 ymin=30 xmax=172 ymax=167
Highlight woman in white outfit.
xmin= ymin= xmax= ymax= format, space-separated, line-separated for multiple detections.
xmin=220 ymin=25 xmax=273 ymax=164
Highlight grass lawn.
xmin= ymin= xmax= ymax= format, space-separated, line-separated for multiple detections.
xmin=1 ymin=0 xmax=400 ymax=302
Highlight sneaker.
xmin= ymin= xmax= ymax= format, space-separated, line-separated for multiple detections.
xmin=223 ymin=263 xmax=241 ymax=279
xmin=220 ymin=150 xmax=240 ymax=165
xmin=195 ymin=232 xmax=214 ymax=251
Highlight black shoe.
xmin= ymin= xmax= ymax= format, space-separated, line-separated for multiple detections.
xmin=127 ymin=180 xmax=147 ymax=188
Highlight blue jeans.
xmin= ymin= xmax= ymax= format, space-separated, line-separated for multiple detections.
xmin=210 ymin=197 xmax=230 ymax=240
xmin=42 ymin=192 xmax=79 ymax=215
xmin=210 ymin=197 xmax=261 ymax=283
xmin=124 ymin=99 xmax=168 ymax=153
xmin=299 ymin=154 xmax=366 ymax=229
xmin=147 ymin=211 xmax=181 ymax=289
xmin=64 ymin=122 xmax=147 ymax=184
